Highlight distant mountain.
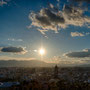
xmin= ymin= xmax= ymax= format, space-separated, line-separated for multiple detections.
xmin=0 ymin=60 xmax=55 ymax=67
xmin=0 ymin=60 xmax=89 ymax=67
xmin=78 ymin=64 xmax=90 ymax=67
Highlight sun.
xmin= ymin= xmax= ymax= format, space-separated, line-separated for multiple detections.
xmin=39 ymin=48 xmax=45 ymax=55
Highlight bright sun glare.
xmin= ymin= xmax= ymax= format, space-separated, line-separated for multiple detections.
xmin=39 ymin=48 xmax=45 ymax=55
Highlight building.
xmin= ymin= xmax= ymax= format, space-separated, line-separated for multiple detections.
xmin=54 ymin=65 xmax=58 ymax=79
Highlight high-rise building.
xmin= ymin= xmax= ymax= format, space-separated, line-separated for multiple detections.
xmin=54 ymin=65 xmax=58 ymax=79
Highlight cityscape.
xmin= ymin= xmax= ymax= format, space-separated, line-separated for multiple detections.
xmin=0 ymin=66 xmax=90 ymax=89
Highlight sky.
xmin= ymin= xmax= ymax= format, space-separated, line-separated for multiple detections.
xmin=0 ymin=0 xmax=90 ymax=65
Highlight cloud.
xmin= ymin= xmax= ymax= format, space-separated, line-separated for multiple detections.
xmin=71 ymin=32 xmax=90 ymax=37
xmin=38 ymin=29 xmax=48 ymax=35
xmin=29 ymin=6 xmax=65 ymax=33
xmin=86 ymin=32 xmax=90 ymax=35
xmin=88 ymin=26 xmax=90 ymax=28
xmin=47 ymin=55 xmax=90 ymax=64
xmin=29 ymin=1 xmax=90 ymax=34
xmin=64 ymin=49 xmax=90 ymax=58
xmin=71 ymin=32 xmax=85 ymax=37
xmin=0 ymin=0 xmax=7 ymax=6
xmin=0 ymin=0 xmax=11 ymax=6
xmin=0 ymin=46 xmax=27 ymax=54
xmin=0 ymin=56 xmax=36 ymax=60
xmin=8 ymin=38 xmax=23 ymax=42
xmin=33 ymin=50 xmax=37 ymax=52
xmin=63 ymin=5 xmax=90 ymax=27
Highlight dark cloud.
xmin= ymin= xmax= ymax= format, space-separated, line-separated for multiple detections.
xmin=0 ymin=47 xmax=27 ymax=54
xmin=63 ymin=5 xmax=90 ymax=26
xmin=29 ymin=6 xmax=65 ymax=33
xmin=64 ymin=49 xmax=90 ymax=58
xmin=72 ymin=0 xmax=90 ymax=3
xmin=29 ymin=1 xmax=90 ymax=34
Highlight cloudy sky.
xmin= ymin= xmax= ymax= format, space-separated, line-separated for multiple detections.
xmin=0 ymin=0 xmax=90 ymax=64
